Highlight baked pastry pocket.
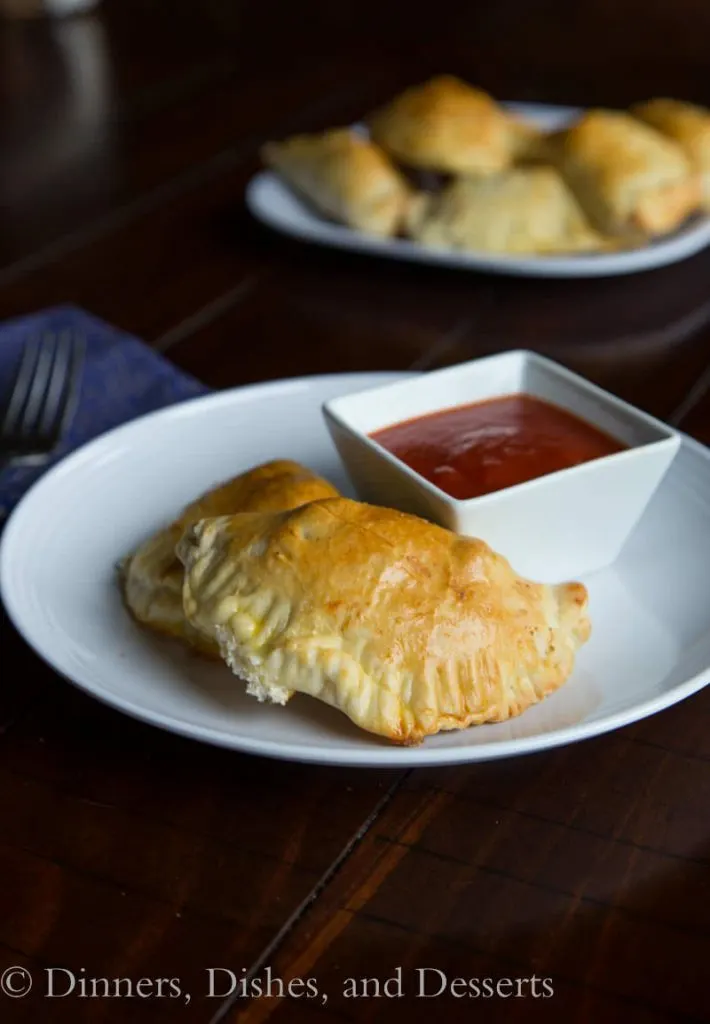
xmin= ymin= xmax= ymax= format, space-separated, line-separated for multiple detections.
xmin=367 ymin=75 xmax=540 ymax=176
xmin=548 ymin=109 xmax=700 ymax=237
xmin=177 ymin=497 xmax=591 ymax=745
xmin=406 ymin=167 xmax=608 ymax=255
xmin=261 ymin=128 xmax=414 ymax=237
xmin=632 ymin=98 xmax=710 ymax=211
xmin=120 ymin=460 xmax=339 ymax=654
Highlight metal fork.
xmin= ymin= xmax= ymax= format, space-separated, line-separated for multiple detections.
xmin=0 ymin=330 xmax=85 ymax=470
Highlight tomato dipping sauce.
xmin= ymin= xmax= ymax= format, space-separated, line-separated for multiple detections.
xmin=370 ymin=394 xmax=626 ymax=500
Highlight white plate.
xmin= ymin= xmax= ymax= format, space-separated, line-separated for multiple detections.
xmin=246 ymin=103 xmax=710 ymax=279
xmin=1 ymin=371 xmax=709 ymax=767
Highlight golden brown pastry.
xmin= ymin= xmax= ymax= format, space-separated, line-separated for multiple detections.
xmin=548 ymin=109 xmax=700 ymax=236
xmin=406 ymin=167 xmax=607 ymax=255
xmin=261 ymin=129 xmax=413 ymax=237
xmin=368 ymin=75 xmax=539 ymax=175
xmin=120 ymin=460 xmax=339 ymax=655
xmin=508 ymin=116 xmax=547 ymax=163
xmin=632 ymin=98 xmax=710 ymax=210
xmin=177 ymin=498 xmax=591 ymax=745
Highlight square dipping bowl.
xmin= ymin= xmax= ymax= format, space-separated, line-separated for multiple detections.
xmin=323 ymin=350 xmax=681 ymax=582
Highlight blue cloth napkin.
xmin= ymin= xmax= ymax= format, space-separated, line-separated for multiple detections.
xmin=0 ymin=305 xmax=208 ymax=517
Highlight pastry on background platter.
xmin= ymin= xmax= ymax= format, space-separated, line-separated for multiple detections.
xmin=548 ymin=109 xmax=700 ymax=237
xmin=120 ymin=460 xmax=339 ymax=655
xmin=406 ymin=167 xmax=609 ymax=254
xmin=177 ymin=497 xmax=591 ymax=745
xmin=632 ymin=98 xmax=710 ymax=210
xmin=368 ymin=75 xmax=540 ymax=176
xmin=261 ymin=129 xmax=413 ymax=237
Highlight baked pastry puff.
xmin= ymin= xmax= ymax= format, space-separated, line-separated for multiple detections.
xmin=177 ymin=498 xmax=591 ymax=745
xmin=632 ymin=98 xmax=710 ymax=211
xmin=367 ymin=75 xmax=540 ymax=175
xmin=406 ymin=167 xmax=608 ymax=255
xmin=120 ymin=460 xmax=339 ymax=655
xmin=261 ymin=129 xmax=413 ymax=237
xmin=548 ymin=109 xmax=700 ymax=237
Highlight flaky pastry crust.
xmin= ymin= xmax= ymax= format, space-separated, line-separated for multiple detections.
xmin=261 ymin=129 xmax=413 ymax=236
xmin=549 ymin=109 xmax=700 ymax=237
xmin=632 ymin=98 xmax=710 ymax=210
xmin=368 ymin=75 xmax=538 ymax=175
xmin=120 ymin=460 xmax=339 ymax=655
xmin=406 ymin=167 xmax=608 ymax=254
xmin=178 ymin=498 xmax=591 ymax=745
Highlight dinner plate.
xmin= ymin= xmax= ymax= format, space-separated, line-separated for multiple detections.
xmin=246 ymin=103 xmax=710 ymax=279
xmin=1 ymin=371 xmax=709 ymax=767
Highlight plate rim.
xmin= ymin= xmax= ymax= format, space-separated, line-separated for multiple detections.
xmin=246 ymin=100 xmax=710 ymax=280
xmin=2 ymin=370 xmax=710 ymax=767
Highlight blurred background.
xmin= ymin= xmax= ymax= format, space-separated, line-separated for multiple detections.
xmin=2 ymin=0 xmax=709 ymax=265
xmin=2 ymin=0 xmax=710 ymax=409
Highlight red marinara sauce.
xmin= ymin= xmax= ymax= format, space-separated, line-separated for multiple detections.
xmin=370 ymin=394 xmax=626 ymax=500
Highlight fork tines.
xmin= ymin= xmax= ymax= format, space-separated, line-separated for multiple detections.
xmin=0 ymin=330 xmax=85 ymax=459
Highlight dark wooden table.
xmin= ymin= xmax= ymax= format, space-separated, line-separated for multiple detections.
xmin=2 ymin=2 xmax=710 ymax=1021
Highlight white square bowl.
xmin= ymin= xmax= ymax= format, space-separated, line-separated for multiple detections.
xmin=323 ymin=351 xmax=681 ymax=582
